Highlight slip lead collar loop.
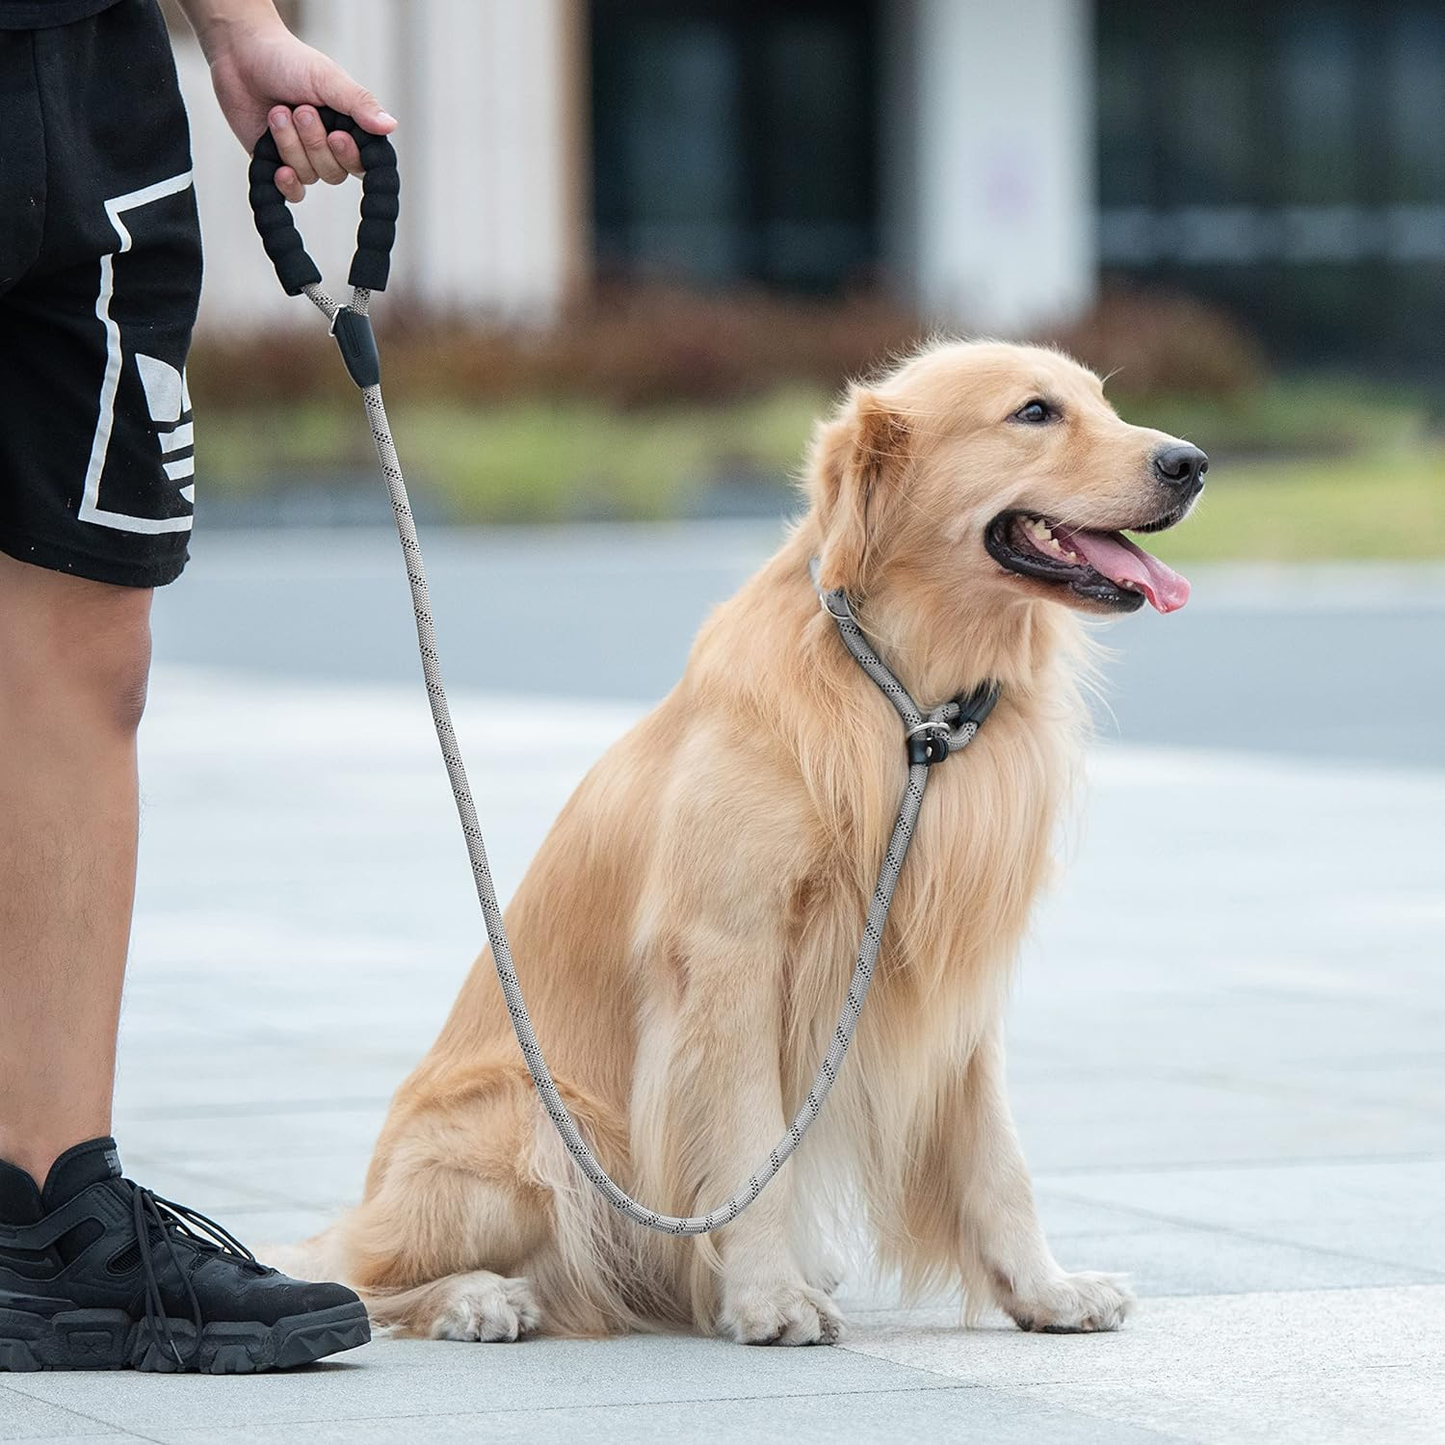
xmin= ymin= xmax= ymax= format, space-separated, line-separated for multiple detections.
xmin=809 ymin=556 xmax=1000 ymax=767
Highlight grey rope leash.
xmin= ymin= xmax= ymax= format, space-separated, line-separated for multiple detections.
xmin=249 ymin=125 xmax=998 ymax=1234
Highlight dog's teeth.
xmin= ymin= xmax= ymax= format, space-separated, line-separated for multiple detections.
xmin=1024 ymin=516 xmax=1081 ymax=563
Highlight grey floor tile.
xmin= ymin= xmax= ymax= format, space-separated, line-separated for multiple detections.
xmin=1017 ymin=1370 xmax=1445 ymax=1445
xmin=843 ymin=1284 xmax=1445 ymax=1398
xmin=1010 ymin=1071 xmax=1445 ymax=1174
xmin=0 ymin=1387 xmax=133 ymax=1441
xmin=112 ymin=1108 xmax=389 ymax=1161
xmin=139 ymin=1385 xmax=1178 ymax=1445
xmin=1053 ymin=1225 xmax=1440 ymax=1297
xmin=4 ymin=1439 xmax=143 ymax=1445
xmin=4 ymin=1336 xmax=952 ymax=1434
xmin=117 ymin=1151 xmax=370 ymax=1215
xmin=17 ymin=663 xmax=1433 ymax=1444
xmin=1048 ymin=1161 xmax=1445 ymax=1277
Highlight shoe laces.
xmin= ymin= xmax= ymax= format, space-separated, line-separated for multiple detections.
xmin=130 ymin=1183 xmax=265 ymax=1368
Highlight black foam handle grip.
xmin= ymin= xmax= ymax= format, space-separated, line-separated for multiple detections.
xmin=247 ymin=107 xmax=399 ymax=296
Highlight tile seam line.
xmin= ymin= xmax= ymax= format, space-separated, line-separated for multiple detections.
xmin=1002 ymin=1383 xmax=1212 ymax=1445
xmin=1035 ymin=1189 xmax=1445 ymax=1281
xmin=33 ymin=1379 xmax=1030 ymax=1434
xmin=1018 ymin=1069 xmax=1445 ymax=1110
xmin=845 ymin=1274 xmax=1445 ymax=1316
xmin=852 ymin=1357 xmax=1436 ymax=1396
xmin=1035 ymin=1148 xmax=1445 ymax=1178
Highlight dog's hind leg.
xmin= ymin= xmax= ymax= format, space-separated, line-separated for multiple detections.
xmin=343 ymin=1172 xmax=544 ymax=1342
xmin=366 ymin=1269 xmax=543 ymax=1342
xmin=329 ymin=1063 xmax=633 ymax=1339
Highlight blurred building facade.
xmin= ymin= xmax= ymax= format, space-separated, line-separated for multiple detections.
xmin=173 ymin=0 xmax=1444 ymax=365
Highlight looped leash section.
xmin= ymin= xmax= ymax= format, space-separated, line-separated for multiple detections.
xmin=282 ymin=252 xmax=999 ymax=1236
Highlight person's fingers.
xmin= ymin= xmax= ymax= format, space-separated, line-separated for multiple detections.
xmin=327 ymin=130 xmax=364 ymax=178
xmin=274 ymin=165 xmax=305 ymax=204
xmin=293 ymin=105 xmax=349 ymax=185
xmin=268 ymin=108 xmax=317 ymax=186
xmin=318 ymin=71 xmax=396 ymax=135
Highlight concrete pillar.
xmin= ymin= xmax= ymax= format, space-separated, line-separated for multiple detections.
xmin=888 ymin=0 xmax=1097 ymax=334
xmin=172 ymin=0 xmax=582 ymax=329
xmin=401 ymin=0 xmax=585 ymax=319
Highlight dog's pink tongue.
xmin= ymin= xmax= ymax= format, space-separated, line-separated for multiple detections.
xmin=1057 ymin=527 xmax=1191 ymax=613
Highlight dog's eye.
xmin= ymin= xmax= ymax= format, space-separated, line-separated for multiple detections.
xmin=1012 ymin=399 xmax=1056 ymax=425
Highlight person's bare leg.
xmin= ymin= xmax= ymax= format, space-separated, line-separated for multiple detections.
xmin=0 ymin=551 xmax=152 ymax=1187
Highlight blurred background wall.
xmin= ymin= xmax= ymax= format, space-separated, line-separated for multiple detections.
xmin=161 ymin=0 xmax=1443 ymax=547
xmin=171 ymin=0 xmax=1445 ymax=363
xmin=170 ymin=0 xmax=582 ymax=325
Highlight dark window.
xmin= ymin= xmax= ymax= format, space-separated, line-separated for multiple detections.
xmin=590 ymin=0 xmax=880 ymax=292
xmin=1097 ymin=0 xmax=1445 ymax=368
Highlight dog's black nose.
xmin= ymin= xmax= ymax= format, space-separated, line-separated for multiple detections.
xmin=1153 ymin=444 xmax=1209 ymax=494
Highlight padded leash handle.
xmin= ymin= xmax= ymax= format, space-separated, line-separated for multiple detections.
xmin=247 ymin=107 xmax=399 ymax=296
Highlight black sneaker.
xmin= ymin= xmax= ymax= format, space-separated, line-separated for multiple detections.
xmin=0 ymin=1137 xmax=370 ymax=1373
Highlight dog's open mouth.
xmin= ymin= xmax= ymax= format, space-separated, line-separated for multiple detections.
xmin=985 ymin=511 xmax=1191 ymax=613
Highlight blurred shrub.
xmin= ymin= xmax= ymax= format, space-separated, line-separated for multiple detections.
xmin=188 ymin=284 xmax=1269 ymax=413
xmin=1049 ymin=287 xmax=1270 ymax=397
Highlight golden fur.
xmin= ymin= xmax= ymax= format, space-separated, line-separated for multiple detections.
xmin=302 ymin=340 xmax=1197 ymax=1344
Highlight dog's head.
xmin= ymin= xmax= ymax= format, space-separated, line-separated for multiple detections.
xmin=808 ymin=341 xmax=1205 ymax=619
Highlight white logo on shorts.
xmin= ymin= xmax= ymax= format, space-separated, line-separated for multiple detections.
xmin=78 ymin=170 xmax=196 ymax=535
xmin=135 ymin=353 xmax=195 ymax=505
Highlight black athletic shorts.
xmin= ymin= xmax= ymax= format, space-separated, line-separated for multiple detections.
xmin=0 ymin=0 xmax=201 ymax=588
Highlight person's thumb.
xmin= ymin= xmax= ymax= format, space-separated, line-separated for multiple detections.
xmin=322 ymin=70 xmax=396 ymax=134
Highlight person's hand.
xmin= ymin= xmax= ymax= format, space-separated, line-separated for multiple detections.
xmin=202 ymin=11 xmax=396 ymax=201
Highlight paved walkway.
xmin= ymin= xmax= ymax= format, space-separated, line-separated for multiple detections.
xmin=4 ymin=652 xmax=1442 ymax=1443
xmin=151 ymin=526 xmax=1445 ymax=768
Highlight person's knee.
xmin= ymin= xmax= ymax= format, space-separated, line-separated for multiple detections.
xmin=54 ymin=593 xmax=154 ymax=737
xmin=0 ymin=557 xmax=154 ymax=737
xmin=94 ymin=617 xmax=153 ymax=734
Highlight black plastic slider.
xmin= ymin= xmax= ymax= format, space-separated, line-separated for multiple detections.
xmin=907 ymin=723 xmax=952 ymax=767
xmin=331 ymin=306 xmax=381 ymax=389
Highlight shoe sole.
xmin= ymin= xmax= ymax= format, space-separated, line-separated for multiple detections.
xmin=0 ymin=1300 xmax=370 ymax=1373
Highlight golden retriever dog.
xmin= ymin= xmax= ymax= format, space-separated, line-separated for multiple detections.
xmin=307 ymin=339 xmax=1205 ymax=1345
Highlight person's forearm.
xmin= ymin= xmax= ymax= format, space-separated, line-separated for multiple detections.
xmin=175 ymin=0 xmax=286 ymax=63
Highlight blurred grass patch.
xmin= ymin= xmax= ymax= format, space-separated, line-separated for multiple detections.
xmin=1148 ymin=446 xmax=1445 ymax=563
xmin=199 ymin=385 xmax=1444 ymax=558
xmin=398 ymin=388 xmax=827 ymax=521
xmin=199 ymin=388 xmax=831 ymax=522
xmin=1112 ymin=378 xmax=1434 ymax=459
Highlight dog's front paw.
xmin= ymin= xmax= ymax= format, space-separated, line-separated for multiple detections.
xmin=1003 ymin=1269 xmax=1133 ymax=1334
xmin=720 ymin=1281 xmax=845 ymax=1346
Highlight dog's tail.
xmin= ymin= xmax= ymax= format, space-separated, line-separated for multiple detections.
xmin=259 ymin=1223 xmax=347 ymax=1284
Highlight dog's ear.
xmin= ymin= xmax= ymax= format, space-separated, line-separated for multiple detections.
xmin=809 ymin=388 xmax=909 ymax=596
